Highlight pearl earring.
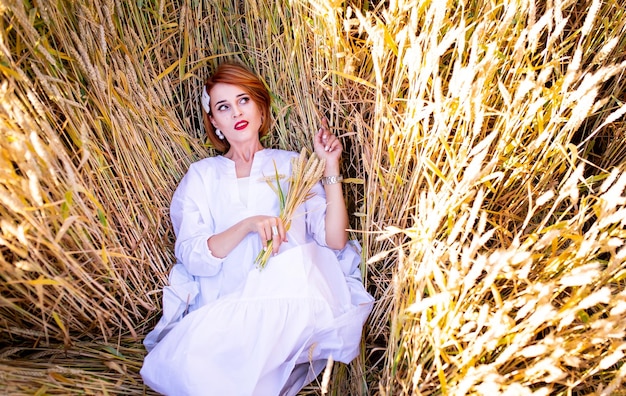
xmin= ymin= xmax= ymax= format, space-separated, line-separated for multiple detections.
xmin=215 ymin=128 xmax=225 ymax=140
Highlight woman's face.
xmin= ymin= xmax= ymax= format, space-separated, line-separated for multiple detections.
xmin=209 ymin=83 xmax=263 ymax=147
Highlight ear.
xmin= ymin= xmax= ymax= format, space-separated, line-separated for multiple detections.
xmin=209 ymin=116 xmax=217 ymax=128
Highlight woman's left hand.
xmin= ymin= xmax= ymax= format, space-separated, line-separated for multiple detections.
xmin=313 ymin=117 xmax=342 ymax=165
xmin=312 ymin=117 xmax=349 ymax=249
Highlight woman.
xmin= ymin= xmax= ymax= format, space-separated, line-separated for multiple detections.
xmin=141 ymin=62 xmax=374 ymax=395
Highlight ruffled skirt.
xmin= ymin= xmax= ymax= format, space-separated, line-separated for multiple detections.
xmin=140 ymin=242 xmax=374 ymax=396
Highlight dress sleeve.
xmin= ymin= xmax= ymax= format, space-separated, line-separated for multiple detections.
xmin=304 ymin=181 xmax=328 ymax=247
xmin=170 ymin=165 xmax=225 ymax=277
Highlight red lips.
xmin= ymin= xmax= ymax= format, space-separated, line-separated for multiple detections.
xmin=234 ymin=121 xmax=249 ymax=130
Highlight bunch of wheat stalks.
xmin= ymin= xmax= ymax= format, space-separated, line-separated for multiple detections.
xmin=255 ymin=149 xmax=325 ymax=269
xmin=0 ymin=0 xmax=625 ymax=394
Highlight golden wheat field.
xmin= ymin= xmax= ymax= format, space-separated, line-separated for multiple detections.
xmin=1 ymin=0 xmax=625 ymax=394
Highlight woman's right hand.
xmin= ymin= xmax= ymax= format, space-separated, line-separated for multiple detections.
xmin=208 ymin=215 xmax=287 ymax=259
xmin=247 ymin=215 xmax=288 ymax=255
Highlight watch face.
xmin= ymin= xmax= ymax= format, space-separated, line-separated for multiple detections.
xmin=322 ymin=175 xmax=342 ymax=185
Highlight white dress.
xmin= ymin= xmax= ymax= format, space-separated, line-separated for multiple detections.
xmin=140 ymin=149 xmax=374 ymax=396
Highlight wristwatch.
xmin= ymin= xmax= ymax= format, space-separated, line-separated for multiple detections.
xmin=321 ymin=175 xmax=343 ymax=185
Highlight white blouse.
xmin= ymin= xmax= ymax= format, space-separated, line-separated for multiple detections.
xmin=169 ymin=148 xmax=328 ymax=307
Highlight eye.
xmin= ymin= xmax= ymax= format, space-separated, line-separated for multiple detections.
xmin=239 ymin=96 xmax=250 ymax=104
xmin=217 ymin=104 xmax=229 ymax=111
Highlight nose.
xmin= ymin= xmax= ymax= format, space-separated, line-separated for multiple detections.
xmin=232 ymin=105 xmax=242 ymax=118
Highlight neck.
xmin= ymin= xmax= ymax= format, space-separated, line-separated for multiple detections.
xmin=225 ymin=141 xmax=264 ymax=164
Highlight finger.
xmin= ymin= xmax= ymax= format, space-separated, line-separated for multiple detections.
xmin=313 ymin=130 xmax=326 ymax=154
xmin=261 ymin=219 xmax=274 ymax=246
xmin=254 ymin=217 xmax=273 ymax=251
xmin=325 ymin=135 xmax=337 ymax=151
xmin=261 ymin=228 xmax=270 ymax=250
xmin=319 ymin=117 xmax=330 ymax=136
xmin=319 ymin=127 xmax=328 ymax=145
xmin=267 ymin=217 xmax=280 ymax=239
xmin=277 ymin=218 xmax=288 ymax=242
xmin=270 ymin=233 xmax=281 ymax=255
xmin=330 ymin=138 xmax=342 ymax=152
xmin=273 ymin=218 xmax=289 ymax=253
xmin=271 ymin=239 xmax=280 ymax=255
xmin=321 ymin=116 xmax=330 ymax=131
xmin=266 ymin=223 xmax=275 ymax=239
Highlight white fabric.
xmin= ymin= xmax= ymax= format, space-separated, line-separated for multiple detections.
xmin=237 ymin=176 xmax=250 ymax=207
xmin=141 ymin=149 xmax=374 ymax=395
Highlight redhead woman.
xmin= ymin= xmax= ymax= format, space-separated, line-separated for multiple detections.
xmin=140 ymin=62 xmax=374 ymax=395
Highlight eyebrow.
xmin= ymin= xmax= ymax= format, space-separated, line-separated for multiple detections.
xmin=214 ymin=93 xmax=248 ymax=107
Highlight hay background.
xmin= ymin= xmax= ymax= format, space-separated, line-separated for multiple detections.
xmin=1 ymin=0 xmax=625 ymax=394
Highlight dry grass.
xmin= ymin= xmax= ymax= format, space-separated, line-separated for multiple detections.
xmin=0 ymin=0 xmax=625 ymax=395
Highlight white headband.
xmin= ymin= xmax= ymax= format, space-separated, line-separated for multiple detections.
xmin=201 ymin=86 xmax=211 ymax=113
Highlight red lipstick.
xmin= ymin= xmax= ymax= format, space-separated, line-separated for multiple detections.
xmin=234 ymin=121 xmax=248 ymax=130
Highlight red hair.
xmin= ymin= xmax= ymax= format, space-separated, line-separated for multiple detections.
xmin=202 ymin=62 xmax=272 ymax=152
